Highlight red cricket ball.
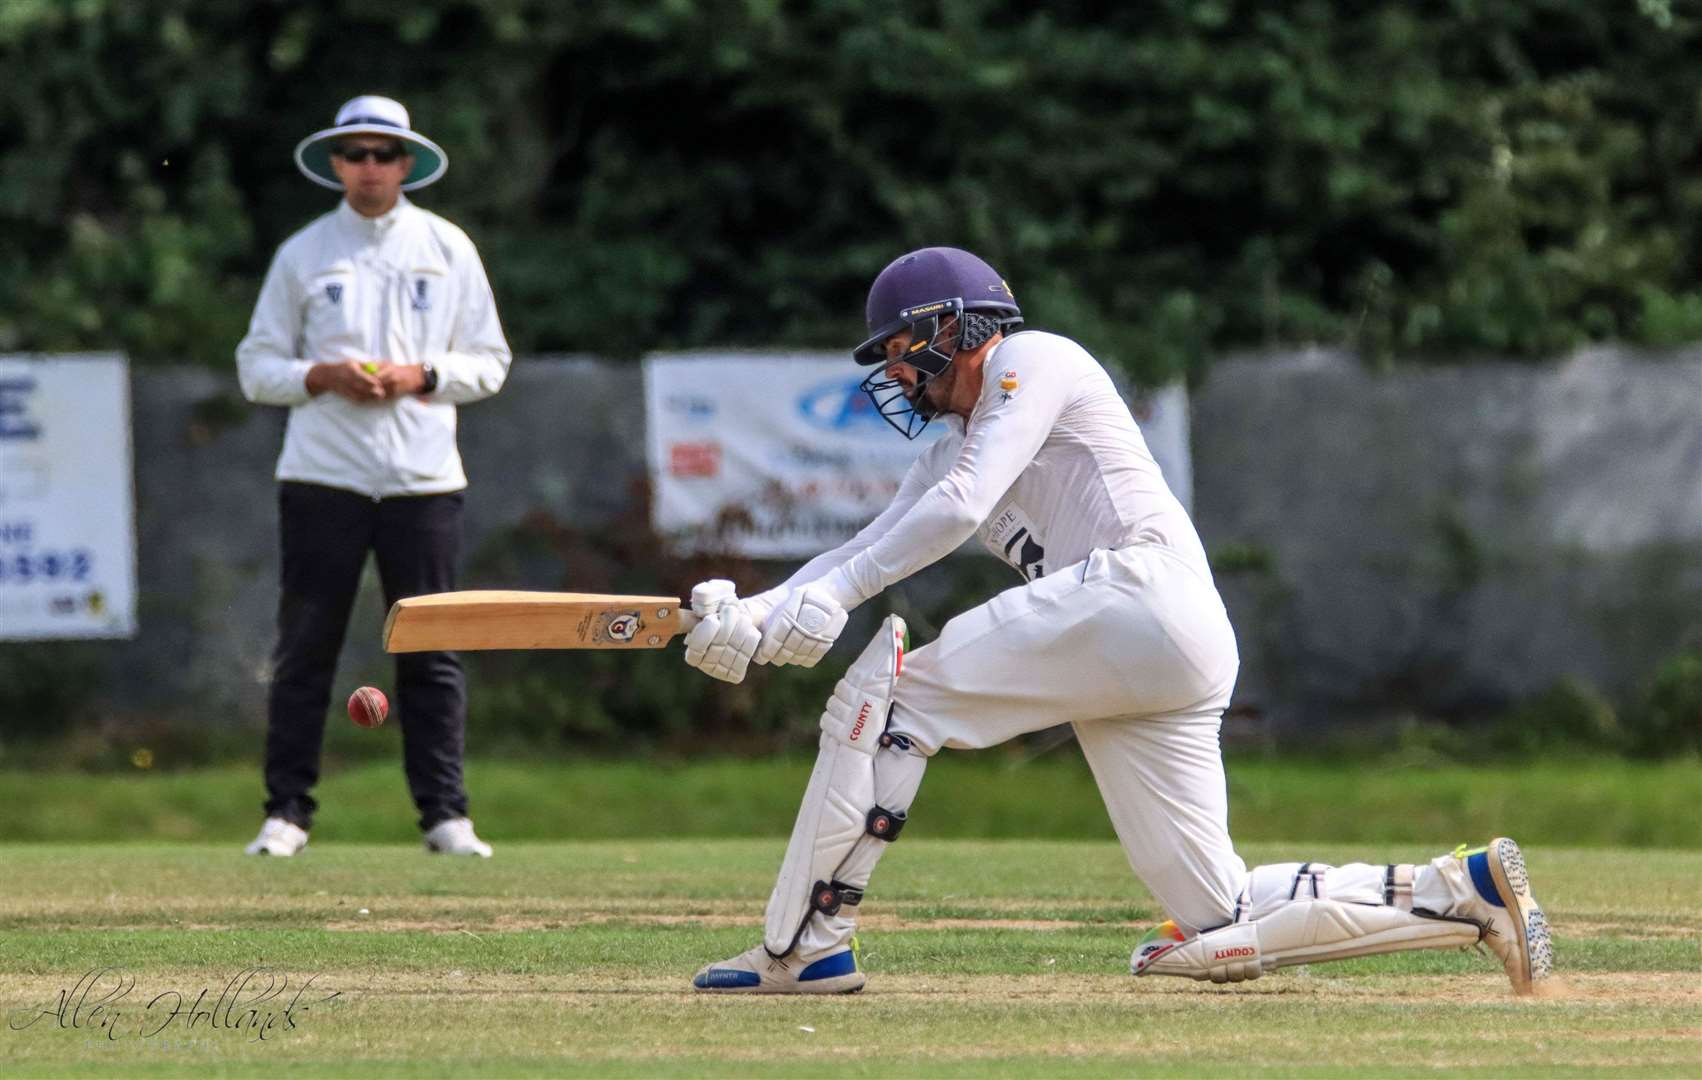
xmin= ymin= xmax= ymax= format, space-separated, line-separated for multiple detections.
xmin=348 ymin=686 xmax=389 ymax=729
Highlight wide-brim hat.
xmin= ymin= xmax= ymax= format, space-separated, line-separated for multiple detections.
xmin=294 ymin=95 xmax=447 ymax=192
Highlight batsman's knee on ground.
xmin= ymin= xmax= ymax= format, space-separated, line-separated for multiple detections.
xmin=1133 ymin=839 xmax=1554 ymax=995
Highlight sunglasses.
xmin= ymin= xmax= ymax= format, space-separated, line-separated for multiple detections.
xmin=333 ymin=143 xmax=408 ymax=164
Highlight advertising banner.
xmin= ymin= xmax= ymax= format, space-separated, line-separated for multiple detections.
xmin=644 ymin=353 xmax=939 ymax=557
xmin=644 ymin=351 xmax=1189 ymax=558
xmin=0 ymin=354 xmax=138 ymax=639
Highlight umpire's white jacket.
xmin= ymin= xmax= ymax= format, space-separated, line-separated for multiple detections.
xmin=235 ymin=195 xmax=511 ymax=498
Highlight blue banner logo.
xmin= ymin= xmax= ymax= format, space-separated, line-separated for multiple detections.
xmin=796 ymin=375 xmax=885 ymax=433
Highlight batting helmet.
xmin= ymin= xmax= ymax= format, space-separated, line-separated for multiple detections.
xmin=853 ymin=247 xmax=1023 ymax=439
xmin=853 ymin=247 xmax=1022 ymax=372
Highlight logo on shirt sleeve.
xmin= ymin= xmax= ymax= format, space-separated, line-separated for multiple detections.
xmin=998 ymin=370 xmax=1019 ymax=401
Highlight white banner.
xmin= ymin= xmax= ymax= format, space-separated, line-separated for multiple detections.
xmin=644 ymin=351 xmax=1190 ymax=557
xmin=0 ymin=354 xmax=138 ymax=639
xmin=644 ymin=352 xmax=937 ymax=556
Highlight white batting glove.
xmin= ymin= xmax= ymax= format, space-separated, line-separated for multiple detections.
xmin=689 ymin=579 xmax=737 ymax=625
xmin=683 ymin=580 xmax=761 ymax=683
xmin=755 ymin=585 xmax=848 ymax=668
xmin=738 ymin=586 xmax=785 ymax=629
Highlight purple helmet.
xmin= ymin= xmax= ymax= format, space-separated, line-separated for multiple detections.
xmin=852 ymin=247 xmax=1023 ymax=439
xmin=853 ymin=247 xmax=1022 ymax=369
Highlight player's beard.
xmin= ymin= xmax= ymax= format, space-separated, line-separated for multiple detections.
xmin=912 ymin=361 xmax=955 ymax=420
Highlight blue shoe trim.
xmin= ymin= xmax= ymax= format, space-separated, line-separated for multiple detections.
xmin=798 ymin=950 xmax=857 ymax=981
xmin=1466 ymin=851 xmax=1505 ymax=908
xmin=695 ymin=969 xmax=761 ymax=989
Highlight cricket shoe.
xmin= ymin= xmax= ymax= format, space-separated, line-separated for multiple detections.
xmin=1434 ymin=837 xmax=1554 ymax=995
xmin=692 ymin=939 xmax=865 ymax=994
xmin=244 ymin=817 xmax=308 ymax=857
xmin=423 ymin=817 xmax=493 ymax=857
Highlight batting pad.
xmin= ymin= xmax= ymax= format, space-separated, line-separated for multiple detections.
xmin=1134 ymin=861 xmax=1482 ymax=982
xmin=763 ymin=616 xmax=910 ymax=957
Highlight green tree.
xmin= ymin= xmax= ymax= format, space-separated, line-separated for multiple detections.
xmin=3 ymin=0 xmax=1698 ymax=384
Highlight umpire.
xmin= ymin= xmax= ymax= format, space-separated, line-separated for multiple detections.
xmin=235 ymin=95 xmax=510 ymax=857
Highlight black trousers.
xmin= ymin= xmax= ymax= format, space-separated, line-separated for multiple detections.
xmin=263 ymin=481 xmax=468 ymax=831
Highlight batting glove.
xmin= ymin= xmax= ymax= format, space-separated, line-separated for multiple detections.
xmin=755 ymin=585 xmax=848 ymax=668
xmin=689 ymin=579 xmax=737 ymax=622
xmin=737 ymin=586 xmax=786 ymax=629
xmin=683 ymin=580 xmax=762 ymax=684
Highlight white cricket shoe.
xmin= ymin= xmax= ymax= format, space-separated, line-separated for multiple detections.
xmin=1434 ymin=837 xmax=1554 ymax=994
xmin=244 ymin=817 xmax=308 ymax=857
xmin=692 ymin=939 xmax=865 ymax=994
xmin=423 ymin=817 xmax=493 ymax=857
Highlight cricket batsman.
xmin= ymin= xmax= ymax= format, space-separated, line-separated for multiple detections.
xmin=681 ymin=246 xmax=1553 ymax=995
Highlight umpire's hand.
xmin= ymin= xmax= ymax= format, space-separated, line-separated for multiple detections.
xmin=307 ymin=360 xmax=388 ymax=402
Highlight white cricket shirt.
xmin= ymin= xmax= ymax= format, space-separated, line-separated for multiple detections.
xmin=800 ymin=331 xmax=1212 ymax=606
xmin=235 ymin=195 xmax=511 ymax=497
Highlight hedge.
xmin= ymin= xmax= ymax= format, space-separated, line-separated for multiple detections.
xmin=4 ymin=0 xmax=1699 ymax=385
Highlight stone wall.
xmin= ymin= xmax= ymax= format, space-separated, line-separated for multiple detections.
xmin=1192 ymin=347 xmax=1702 ymax=730
xmin=39 ymin=347 xmax=1702 ymax=734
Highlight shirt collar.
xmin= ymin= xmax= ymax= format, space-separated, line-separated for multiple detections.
xmin=337 ymin=193 xmax=411 ymax=239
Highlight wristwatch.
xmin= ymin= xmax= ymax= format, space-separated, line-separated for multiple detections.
xmin=419 ymin=362 xmax=438 ymax=395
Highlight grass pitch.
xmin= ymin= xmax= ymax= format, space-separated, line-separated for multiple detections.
xmin=2 ymin=840 xmax=1698 ymax=1077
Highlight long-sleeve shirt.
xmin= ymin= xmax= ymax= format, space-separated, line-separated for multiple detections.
xmin=782 ymin=330 xmax=1212 ymax=608
xmin=235 ymin=195 xmax=511 ymax=497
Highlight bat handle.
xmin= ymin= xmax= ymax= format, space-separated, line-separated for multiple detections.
xmin=678 ymin=610 xmax=702 ymax=634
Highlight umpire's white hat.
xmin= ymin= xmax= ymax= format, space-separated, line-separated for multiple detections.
xmin=294 ymin=95 xmax=448 ymax=192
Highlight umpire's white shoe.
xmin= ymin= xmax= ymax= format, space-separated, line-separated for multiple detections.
xmin=244 ymin=817 xmax=308 ymax=857
xmin=1434 ymin=837 xmax=1554 ymax=994
xmin=423 ymin=817 xmax=493 ymax=857
xmin=692 ymin=940 xmax=865 ymax=994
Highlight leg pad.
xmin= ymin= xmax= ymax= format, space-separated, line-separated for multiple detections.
xmin=763 ymin=616 xmax=912 ymax=957
xmin=1134 ymin=899 xmax=1483 ymax=982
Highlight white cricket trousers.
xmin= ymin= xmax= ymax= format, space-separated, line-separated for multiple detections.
xmin=889 ymin=543 xmax=1248 ymax=933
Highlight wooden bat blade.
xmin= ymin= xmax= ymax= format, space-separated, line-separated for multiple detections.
xmin=383 ymin=591 xmax=693 ymax=653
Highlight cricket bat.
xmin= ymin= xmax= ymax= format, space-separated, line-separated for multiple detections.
xmin=383 ymin=591 xmax=700 ymax=653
